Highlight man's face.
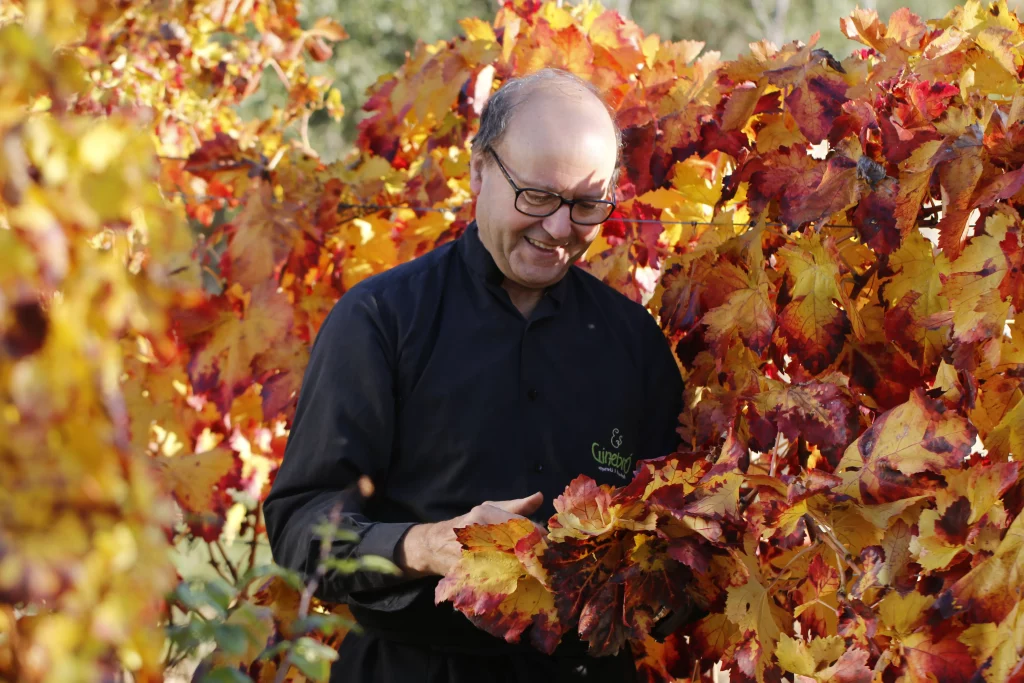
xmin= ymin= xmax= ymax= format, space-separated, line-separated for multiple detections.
xmin=469 ymin=90 xmax=618 ymax=291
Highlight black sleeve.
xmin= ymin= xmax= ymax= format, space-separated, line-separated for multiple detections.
xmin=262 ymin=288 xmax=423 ymax=612
xmin=639 ymin=314 xmax=685 ymax=460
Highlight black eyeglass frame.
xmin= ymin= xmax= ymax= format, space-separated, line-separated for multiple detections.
xmin=487 ymin=147 xmax=617 ymax=226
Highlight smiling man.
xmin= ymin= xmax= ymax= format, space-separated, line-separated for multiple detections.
xmin=263 ymin=68 xmax=684 ymax=682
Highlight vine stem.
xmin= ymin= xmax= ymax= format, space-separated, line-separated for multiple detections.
xmin=739 ymin=432 xmax=789 ymax=513
xmin=272 ymin=503 xmax=343 ymax=683
xmin=213 ymin=539 xmax=239 ymax=584
xmin=247 ymin=506 xmax=262 ymax=577
xmin=804 ymin=512 xmax=864 ymax=578
xmin=766 ymin=540 xmax=821 ymax=596
xmin=206 ymin=542 xmax=231 ymax=584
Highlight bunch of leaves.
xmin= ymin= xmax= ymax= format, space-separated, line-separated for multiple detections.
xmin=435 ymin=465 xmax=709 ymax=657
xmin=0 ymin=0 xmax=357 ymax=680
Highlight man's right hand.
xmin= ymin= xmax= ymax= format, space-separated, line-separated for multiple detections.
xmin=396 ymin=492 xmax=544 ymax=578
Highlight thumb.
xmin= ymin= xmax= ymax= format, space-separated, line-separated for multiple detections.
xmin=493 ymin=491 xmax=544 ymax=517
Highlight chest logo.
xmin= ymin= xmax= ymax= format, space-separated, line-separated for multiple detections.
xmin=592 ymin=428 xmax=632 ymax=480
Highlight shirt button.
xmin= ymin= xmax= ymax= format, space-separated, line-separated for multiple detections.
xmin=535 ymin=463 xmax=544 ymax=473
xmin=527 ymin=388 xmax=539 ymax=401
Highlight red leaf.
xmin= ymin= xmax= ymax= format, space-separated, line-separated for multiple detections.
xmin=852 ymin=190 xmax=901 ymax=255
xmin=542 ymin=538 xmax=623 ymax=627
xmin=783 ymin=156 xmax=861 ymax=228
xmin=908 ymin=81 xmax=960 ymax=120
xmin=902 ymin=632 xmax=976 ymax=683
xmin=973 ymin=167 xmax=1024 ymax=209
xmin=879 ymin=114 xmax=942 ymax=164
xmin=788 ymin=75 xmax=849 ymax=144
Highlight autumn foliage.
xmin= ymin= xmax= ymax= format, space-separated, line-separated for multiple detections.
xmin=2 ymin=0 xmax=1024 ymax=681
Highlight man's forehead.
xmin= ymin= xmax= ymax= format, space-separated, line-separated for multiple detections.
xmin=510 ymin=85 xmax=613 ymax=127
xmin=504 ymin=94 xmax=616 ymax=157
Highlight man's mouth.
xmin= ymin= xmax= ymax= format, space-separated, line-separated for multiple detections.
xmin=524 ymin=236 xmax=561 ymax=252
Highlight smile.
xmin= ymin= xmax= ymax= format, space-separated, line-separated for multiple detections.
xmin=524 ymin=236 xmax=561 ymax=251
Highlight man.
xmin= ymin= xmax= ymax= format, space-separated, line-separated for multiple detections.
xmin=263 ymin=68 xmax=684 ymax=682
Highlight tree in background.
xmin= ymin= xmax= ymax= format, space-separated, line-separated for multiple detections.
xmin=239 ymin=0 xmax=497 ymax=160
xmin=629 ymin=0 xmax=967 ymax=59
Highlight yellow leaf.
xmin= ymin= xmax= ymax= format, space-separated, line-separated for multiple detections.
xmin=78 ymin=122 xmax=129 ymax=173
xmin=459 ymin=16 xmax=497 ymax=43
xmin=947 ymin=509 xmax=1024 ymax=624
xmin=836 ymin=390 xmax=976 ymax=501
xmin=878 ymin=591 xmax=934 ymax=637
xmin=776 ymin=235 xmax=862 ymax=374
xmin=984 ymin=394 xmax=1024 ymax=462
xmin=885 ymin=231 xmax=952 ymax=365
xmin=637 ymin=187 xmax=686 ymax=210
xmin=725 ymin=561 xmax=781 ymax=644
xmin=858 ymin=496 xmax=929 ymax=529
xmin=938 ymin=461 xmax=1021 ymax=524
xmin=807 ymin=634 xmax=846 ymax=667
xmin=959 ymin=600 xmax=1024 ymax=683
xmin=878 ymin=519 xmax=914 ymax=586
xmin=911 ymin=509 xmax=965 ymax=571
xmin=703 ymin=266 xmax=775 ymax=354
xmin=975 ymin=27 xmax=1022 ymax=76
xmin=435 ymin=520 xmax=561 ymax=652
xmin=754 ymin=113 xmax=806 ymax=154
xmin=776 ymin=633 xmax=816 ymax=676
xmin=188 ymin=283 xmax=293 ymax=411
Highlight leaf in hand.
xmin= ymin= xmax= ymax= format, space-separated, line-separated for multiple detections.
xmin=434 ymin=519 xmax=563 ymax=653
xmin=548 ymin=475 xmax=657 ymax=541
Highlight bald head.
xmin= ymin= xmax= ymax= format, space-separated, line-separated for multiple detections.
xmin=471 ymin=69 xmax=621 ymax=178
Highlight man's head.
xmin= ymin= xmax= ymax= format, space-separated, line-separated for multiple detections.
xmin=469 ymin=69 xmax=621 ymax=291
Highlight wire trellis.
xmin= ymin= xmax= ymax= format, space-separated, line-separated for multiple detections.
xmin=168 ymin=193 xmax=859 ymax=231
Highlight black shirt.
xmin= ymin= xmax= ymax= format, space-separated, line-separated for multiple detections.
xmin=263 ymin=221 xmax=683 ymax=677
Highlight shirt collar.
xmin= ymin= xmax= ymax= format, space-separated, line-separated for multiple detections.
xmin=458 ymin=221 xmax=570 ymax=305
xmin=459 ymin=221 xmax=505 ymax=286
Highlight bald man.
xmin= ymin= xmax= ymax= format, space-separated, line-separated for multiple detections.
xmin=263 ymin=68 xmax=684 ymax=682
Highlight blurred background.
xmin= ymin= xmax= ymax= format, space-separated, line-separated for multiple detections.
xmin=242 ymin=0 xmax=995 ymax=162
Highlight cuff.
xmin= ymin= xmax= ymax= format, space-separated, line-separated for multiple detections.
xmin=347 ymin=522 xmax=425 ymax=612
xmin=356 ymin=521 xmax=418 ymax=564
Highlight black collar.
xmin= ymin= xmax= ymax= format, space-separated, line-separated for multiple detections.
xmin=459 ymin=221 xmax=505 ymax=286
xmin=458 ymin=221 xmax=569 ymax=306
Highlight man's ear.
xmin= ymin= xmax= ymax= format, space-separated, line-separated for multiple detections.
xmin=469 ymin=153 xmax=484 ymax=195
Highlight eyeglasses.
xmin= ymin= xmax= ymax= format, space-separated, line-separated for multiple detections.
xmin=487 ymin=147 xmax=616 ymax=226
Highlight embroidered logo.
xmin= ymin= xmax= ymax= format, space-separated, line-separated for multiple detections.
xmin=592 ymin=428 xmax=632 ymax=480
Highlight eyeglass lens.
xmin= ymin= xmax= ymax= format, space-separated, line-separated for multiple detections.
xmin=514 ymin=190 xmax=614 ymax=224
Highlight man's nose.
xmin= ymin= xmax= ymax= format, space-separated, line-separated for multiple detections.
xmin=542 ymin=204 xmax=574 ymax=242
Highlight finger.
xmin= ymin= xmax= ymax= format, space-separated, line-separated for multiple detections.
xmin=492 ymin=491 xmax=544 ymax=516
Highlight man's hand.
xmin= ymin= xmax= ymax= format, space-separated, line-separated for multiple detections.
xmin=397 ymin=492 xmax=544 ymax=578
